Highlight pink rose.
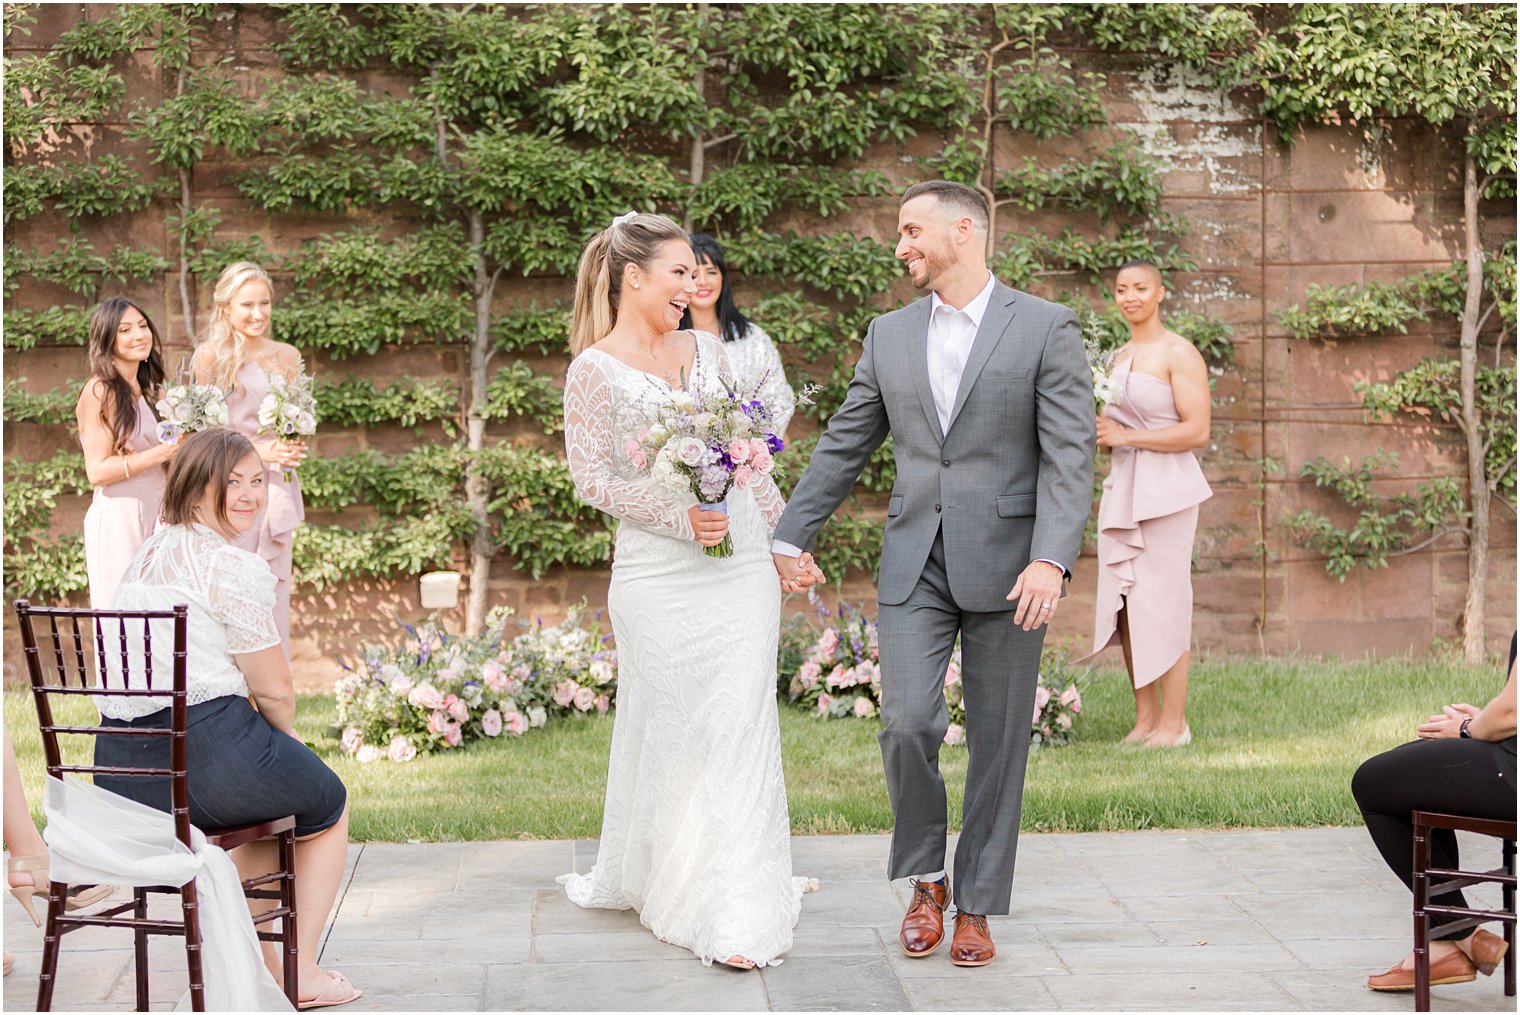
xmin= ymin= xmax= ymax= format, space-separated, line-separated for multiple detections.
xmin=944 ymin=723 xmax=965 ymax=746
xmin=732 ymin=464 xmax=752 ymax=489
xmin=594 ymin=694 xmax=610 ymax=713
xmin=798 ymin=660 xmax=821 ymax=689
xmin=816 ymin=692 xmax=834 ymax=716
xmin=630 ymin=448 xmax=647 ymax=469
xmin=624 ymin=438 xmax=640 ymax=459
xmin=427 ymin=709 xmax=449 ymax=733
xmin=728 ymin=440 xmax=752 ymax=463
xmin=750 ymin=448 xmax=773 ymax=475
xmin=552 ymin=681 xmax=576 ymax=708
xmin=409 ymin=683 xmax=445 ymax=710
xmin=481 ymin=709 xmax=504 ymax=737
xmin=573 ymin=685 xmax=596 ymax=712
xmin=340 ymin=727 xmax=364 ymax=754
xmin=503 ymin=709 xmax=527 ymax=735
xmin=443 ymin=723 xmax=462 ymax=747
xmin=446 ymin=694 xmax=469 ymax=723
xmin=387 ymin=735 xmax=416 ymax=763
xmin=480 ymin=660 xmax=508 ymax=693
xmin=1056 ymin=713 xmax=1073 ymax=730
xmin=826 ymin=665 xmax=847 ymax=689
xmin=944 ymin=660 xmax=961 ymax=687
xmin=818 ymin=628 xmax=839 ymax=657
xmin=511 ymin=663 xmax=531 ymax=680
xmin=853 ymin=696 xmax=874 ymax=718
xmin=1060 ymin=685 xmax=1082 ymax=713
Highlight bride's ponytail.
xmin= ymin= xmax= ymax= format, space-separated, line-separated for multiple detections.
xmin=569 ymin=213 xmax=688 ymax=356
xmin=570 ymin=230 xmax=614 ymax=356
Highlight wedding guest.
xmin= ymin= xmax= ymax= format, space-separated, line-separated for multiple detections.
xmin=75 ymin=298 xmax=177 ymax=607
xmin=192 ymin=262 xmax=307 ymax=654
xmin=1079 ymin=260 xmax=1211 ymax=748
xmin=92 ymin=427 xmax=359 ymax=1009
xmin=679 ymin=233 xmax=795 ymax=437
xmin=4 ymin=724 xmax=113 ymax=976
xmin=1352 ymin=635 xmax=1516 ymax=992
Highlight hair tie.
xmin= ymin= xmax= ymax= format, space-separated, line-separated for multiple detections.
xmin=611 ymin=210 xmax=640 ymax=230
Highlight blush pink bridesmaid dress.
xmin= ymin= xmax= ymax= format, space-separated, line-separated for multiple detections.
xmin=225 ymin=361 xmax=305 ymax=652
xmin=1080 ymin=357 xmax=1212 ymax=686
xmin=84 ymin=396 xmax=167 ymax=607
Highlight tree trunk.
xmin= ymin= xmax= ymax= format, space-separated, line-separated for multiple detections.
xmin=463 ymin=209 xmax=493 ymax=636
xmin=686 ymin=62 xmax=705 ymax=231
xmin=1458 ymin=141 xmax=1488 ymax=663
xmin=174 ymin=68 xmax=195 ymax=342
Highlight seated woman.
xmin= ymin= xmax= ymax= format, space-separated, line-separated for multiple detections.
xmin=93 ymin=427 xmax=360 ymax=1010
xmin=1352 ymin=635 xmax=1517 ymax=991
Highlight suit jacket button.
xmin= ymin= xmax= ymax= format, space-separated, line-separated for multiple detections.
xmin=941 ymin=459 xmax=951 ymax=468
xmin=934 ymin=504 xmax=942 ymax=513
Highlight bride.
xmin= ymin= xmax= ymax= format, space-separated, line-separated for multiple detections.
xmin=559 ymin=212 xmax=823 ymax=969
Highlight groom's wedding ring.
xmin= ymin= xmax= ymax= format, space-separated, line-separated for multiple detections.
xmin=1039 ymin=603 xmax=1052 ymax=610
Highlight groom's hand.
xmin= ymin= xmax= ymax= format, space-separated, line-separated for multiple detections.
xmin=1008 ymin=561 xmax=1064 ymax=631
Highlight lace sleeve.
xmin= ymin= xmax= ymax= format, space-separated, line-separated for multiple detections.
xmin=706 ymin=336 xmax=786 ymax=536
xmin=564 ymin=354 xmax=695 ymax=541
xmin=206 ymin=548 xmax=281 ymax=654
xmin=749 ymin=325 xmax=795 ymax=437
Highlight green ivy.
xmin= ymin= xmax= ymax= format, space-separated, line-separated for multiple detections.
xmin=1279 ymin=264 xmax=1466 ymax=340
xmin=995 ymin=139 xmax=1164 ymax=223
xmin=3 ymin=305 xmax=92 ymax=350
xmin=3 ymin=238 xmax=169 ymax=297
xmin=3 ymin=379 xmax=78 ymax=426
xmin=3 ymin=155 xmax=165 ymax=225
xmin=314 ymin=376 xmax=460 ymax=434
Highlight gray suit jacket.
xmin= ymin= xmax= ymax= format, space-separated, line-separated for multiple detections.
xmin=775 ymin=280 xmax=1095 ymax=612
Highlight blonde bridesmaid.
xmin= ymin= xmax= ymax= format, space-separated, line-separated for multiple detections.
xmin=1080 ymin=260 xmax=1212 ymax=748
xmin=191 ymin=262 xmax=308 ymax=654
xmin=76 ymin=298 xmax=178 ymax=607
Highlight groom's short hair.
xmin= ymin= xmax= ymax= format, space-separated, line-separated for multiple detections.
xmin=901 ymin=181 xmax=988 ymax=234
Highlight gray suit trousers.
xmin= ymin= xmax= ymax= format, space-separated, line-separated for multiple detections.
xmin=877 ymin=528 xmax=1044 ymax=916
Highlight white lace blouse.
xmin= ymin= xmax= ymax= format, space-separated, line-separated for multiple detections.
xmin=96 ymin=524 xmax=282 ymax=721
xmin=725 ymin=323 xmax=795 ymax=437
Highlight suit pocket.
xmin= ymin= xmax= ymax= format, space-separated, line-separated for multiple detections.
xmin=996 ymin=494 xmax=1035 ymax=518
xmin=887 ymin=495 xmax=903 ymax=517
xmin=981 ymin=369 xmax=1032 ymax=382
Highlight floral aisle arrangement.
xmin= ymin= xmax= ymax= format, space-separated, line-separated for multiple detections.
xmin=256 ymin=369 xmax=319 ymax=481
xmin=779 ymin=601 xmax=1083 ymax=748
xmin=628 ymin=381 xmax=785 ymax=558
xmin=154 ymin=382 xmax=229 ymax=444
xmin=335 ymin=604 xmax=616 ymax=763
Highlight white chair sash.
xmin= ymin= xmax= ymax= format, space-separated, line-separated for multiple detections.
xmin=43 ymin=775 xmax=294 ymax=1012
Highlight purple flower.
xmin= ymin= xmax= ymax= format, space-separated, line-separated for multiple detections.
xmin=765 ymin=432 xmax=784 ymax=454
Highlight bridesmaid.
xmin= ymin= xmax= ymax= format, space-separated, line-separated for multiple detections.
xmin=679 ymin=233 xmax=795 ymax=438
xmin=191 ymin=261 xmax=307 ymax=653
xmin=75 ymin=298 xmax=177 ymax=607
xmin=1079 ymin=260 xmax=1212 ymax=748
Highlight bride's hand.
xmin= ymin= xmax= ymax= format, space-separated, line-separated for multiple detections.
xmin=688 ymin=505 xmax=729 ymax=547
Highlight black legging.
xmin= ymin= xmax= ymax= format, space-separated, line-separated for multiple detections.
xmin=1351 ymin=737 xmax=1517 ymax=938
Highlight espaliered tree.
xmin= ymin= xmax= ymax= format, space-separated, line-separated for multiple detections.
xmin=1259 ymin=3 xmax=1517 ymax=661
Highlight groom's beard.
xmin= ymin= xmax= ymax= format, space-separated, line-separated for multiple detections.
xmin=908 ymin=244 xmax=955 ymax=290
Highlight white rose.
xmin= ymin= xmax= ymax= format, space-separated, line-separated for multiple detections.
xmin=669 ymin=391 xmax=696 ymax=410
xmin=282 ymin=403 xmax=301 ymax=420
xmin=527 ymin=705 xmax=548 ymax=728
xmin=296 ymin=411 xmax=316 ymax=433
xmin=650 ymin=456 xmax=689 ymax=494
xmin=173 ymin=403 xmax=192 ymax=422
xmin=675 ymin=437 xmax=707 ymax=467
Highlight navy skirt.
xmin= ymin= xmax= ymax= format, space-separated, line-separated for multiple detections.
xmin=95 ymin=694 xmax=347 ymax=837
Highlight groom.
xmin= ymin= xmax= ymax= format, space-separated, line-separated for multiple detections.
xmin=773 ymin=181 xmax=1094 ymax=966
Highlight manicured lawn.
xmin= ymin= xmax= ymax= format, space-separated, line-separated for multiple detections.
xmin=5 ymin=654 xmax=1496 ymax=841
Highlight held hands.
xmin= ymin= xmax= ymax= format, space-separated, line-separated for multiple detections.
xmin=1095 ymin=416 xmax=1130 ymax=449
xmin=773 ymin=552 xmax=826 ymax=594
xmin=688 ymin=505 xmax=729 ymax=548
xmin=1417 ymin=702 xmax=1481 ymax=740
xmin=1007 ymin=560 xmax=1064 ymax=632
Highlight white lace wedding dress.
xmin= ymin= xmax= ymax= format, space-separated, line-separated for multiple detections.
xmin=559 ymin=330 xmax=812 ymax=967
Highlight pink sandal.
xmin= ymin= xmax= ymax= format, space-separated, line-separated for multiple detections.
xmin=298 ymin=971 xmax=362 ymax=1010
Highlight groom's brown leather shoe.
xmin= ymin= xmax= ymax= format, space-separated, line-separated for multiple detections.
xmin=949 ymin=912 xmax=996 ymax=967
xmin=899 ymin=878 xmax=950 ymax=957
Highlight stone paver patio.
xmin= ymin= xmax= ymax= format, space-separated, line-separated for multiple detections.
xmin=3 ymin=828 xmax=1512 ymax=1011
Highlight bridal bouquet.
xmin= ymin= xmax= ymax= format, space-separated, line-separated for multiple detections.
xmin=257 ymin=370 xmax=318 ymax=481
xmin=154 ymin=383 xmax=228 ymax=445
xmin=627 ymin=385 xmax=785 ymax=558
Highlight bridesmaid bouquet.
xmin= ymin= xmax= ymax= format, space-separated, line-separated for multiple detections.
xmin=1083 ymin=332 xmax=1121 ymax=409
xmin=628 ymin=386 xmax=785 ymax=558
xmin=154 ymin=383 xmax=229 ymax=445
xmin=256 ymin=370 xmax=318 ymax=481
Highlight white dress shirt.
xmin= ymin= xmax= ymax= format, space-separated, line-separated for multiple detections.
xmin=774 ymin=271 xmax=1068 ymax=576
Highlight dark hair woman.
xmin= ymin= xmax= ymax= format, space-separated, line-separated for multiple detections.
xmin=93 ymin=427 xmax=361 ymax=1009
xmin=74 ymin=297 xmax=177 ymax=607
xmin=679 ymin=233 xmax=795 ymax=437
